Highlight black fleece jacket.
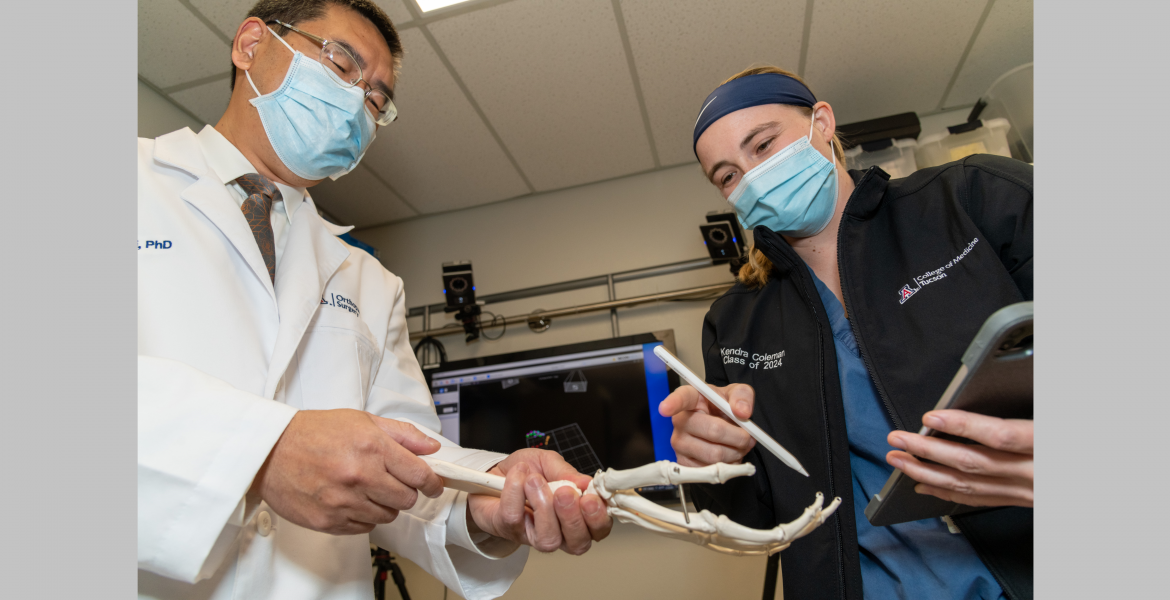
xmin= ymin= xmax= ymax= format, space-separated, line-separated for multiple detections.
xmin=690 ymin=154 xmax=1033 ymax=600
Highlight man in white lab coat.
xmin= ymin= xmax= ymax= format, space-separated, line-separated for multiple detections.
xmin=138 ymin=2 xmax=612 ymax=598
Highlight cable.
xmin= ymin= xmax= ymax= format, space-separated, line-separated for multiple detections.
xmin=477 ymin=311 xmax=505 ymax=339
xmin=412 ymin=336 xmax=448 ymax=366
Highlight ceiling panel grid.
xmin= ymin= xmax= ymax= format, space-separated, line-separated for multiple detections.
xmin=352 ymin=28 xmax=532 ymax=215
xmin=169 ymin=79 xmax=233 ymax=125
xmin=188 ymin=0 xmax=250 ymax=40
xmin=426 ymin=0 xmax=656 ymax=192
xmin=373 ymin=0 xmax=417 ymax=26
xmin=139 ymin=0 xmax=232 ymax=88
xmin=188 ymin=0 xmax=416 ymax=41
xmin=620 ymin=0 xmax=808 ymax=167
xmin=802 ymin=0 xmax=988 ymax=124
xmin=139 ymin=0 xmax=1034 ymax=229
xmin=309 ymin=163 xmax=417 ymax=225
xmin=944 ymin=0 xmax=1034 ymax=107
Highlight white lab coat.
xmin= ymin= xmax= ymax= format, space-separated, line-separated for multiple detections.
xmin=138 ymin=128 xmax=528 ymax=600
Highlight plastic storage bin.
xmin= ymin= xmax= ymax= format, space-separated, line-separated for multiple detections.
xmin=914 ymin=118 xmax=1012 ymax=169
xmin=980 ymin=62 xmax=1033 ymax=162
xmin=844 ymin=138 xmax=919 ymax=178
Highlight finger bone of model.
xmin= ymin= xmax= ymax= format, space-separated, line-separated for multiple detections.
xmin=424 ymin=457 xmax=839 ymax=556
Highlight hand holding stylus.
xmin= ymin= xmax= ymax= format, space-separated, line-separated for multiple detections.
xmin=654 ymin=347 xmax=807 ymax=476
xmin=659 ymin=381 xmax=759 ymax=467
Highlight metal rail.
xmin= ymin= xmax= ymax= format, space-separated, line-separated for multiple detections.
xmin=405 ymin=257 xmax=717 ymax=318
xmin=408 ymin=282 xmax=733 ymax=341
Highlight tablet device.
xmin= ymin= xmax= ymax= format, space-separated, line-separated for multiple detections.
xmin=864 ymin=301 xmax=1032 ymax=527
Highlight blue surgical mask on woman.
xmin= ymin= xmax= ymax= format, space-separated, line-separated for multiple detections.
xmin=246 ymin=28 xmax=376 ymax=181
xmin=726 ymin=113 xmax=838 ymax=237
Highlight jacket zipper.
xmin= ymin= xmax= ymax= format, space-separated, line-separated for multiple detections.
xmin=832 ymin=172 xmax=1017 ymax=600
xmin=836 ymin=218 xmax=904 ymax=432
xmin=789 ymin=265 xmax=848 ymax=600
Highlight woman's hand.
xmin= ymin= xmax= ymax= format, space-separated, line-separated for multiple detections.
xmin=658 ymin=383 xmax=757 ymax=467
xmin=887 ymin=410 xmax=1033 ymax=508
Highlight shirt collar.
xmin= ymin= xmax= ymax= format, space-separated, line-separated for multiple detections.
xmin=196 ymin=125 xmax=305 ymax=222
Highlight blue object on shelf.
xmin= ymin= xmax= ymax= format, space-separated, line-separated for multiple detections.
xmin=338 ymin=232 xmax=379 ymax=259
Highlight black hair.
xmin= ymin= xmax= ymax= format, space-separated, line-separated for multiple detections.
xmin=229 ymin=0 xmax=401 ymax=91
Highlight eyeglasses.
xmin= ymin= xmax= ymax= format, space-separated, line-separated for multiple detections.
xmin=269 ymin=20 xmax=397 ymax=126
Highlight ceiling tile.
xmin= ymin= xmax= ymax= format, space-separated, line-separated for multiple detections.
xmin=187 ymin=0 xmax=248 ymax=40
xmin=803 ymin=0 xmax=987 ymax=125
xmin=139 ymin=0 xmax=232 ymax=89
xmin=360 ymin=29 xmax=530 ymax=214
xmin=187 ymin=0 xmax=416 ymax=38
xmin=189 ymin=0 xmax=416 ymax=47
xmin=944 ymin=0 xmax=1033 ymax=107
xmin=168 ymin=78 xmax=232 ymax=125
xmin=427 ymin=0 xmax=655 ymax=191
xmin=374 ymin=0 xmax=416 ymax=26
xmin=310 ymin=164 xmax=417 ymax=227
xmin=621 ymin=0 xmax=807 ymax=167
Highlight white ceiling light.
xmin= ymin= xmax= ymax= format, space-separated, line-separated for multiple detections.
xmin=416 ymin=0 xmax=476 ymax=12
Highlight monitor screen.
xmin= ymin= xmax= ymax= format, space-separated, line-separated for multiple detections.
xmin=427 ymin=332 xmax=679 ymax=475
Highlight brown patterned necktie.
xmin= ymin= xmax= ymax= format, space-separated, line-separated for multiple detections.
xmin=235 ymin=173 xmax=281 ymax=284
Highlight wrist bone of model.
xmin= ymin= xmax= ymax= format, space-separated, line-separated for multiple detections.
xmin=421 ymin=457 xmax=840 ymax=556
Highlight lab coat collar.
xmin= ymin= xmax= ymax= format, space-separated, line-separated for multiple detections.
xmin=153 ymin=127 xmax=356 ymax=398
xmin=195 ymin=125 xmax=305 ymax=224
xmin=155 ymin=128 xmax=279 ymax=301
xmin=317 ymin=215 xmax=355 ymax=236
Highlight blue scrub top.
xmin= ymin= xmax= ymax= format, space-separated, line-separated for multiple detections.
xmin=808 ymin=266 xmax=1005 ymax=600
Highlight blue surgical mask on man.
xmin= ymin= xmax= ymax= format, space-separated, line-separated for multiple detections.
xmin=246 ymin=28 xmax=376 ymax=181
xmin=727 ymin=113 xmax=839 ymax=237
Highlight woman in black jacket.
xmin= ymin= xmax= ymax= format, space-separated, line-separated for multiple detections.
xmin=660 ymin=66 xmax=1033 ymax=600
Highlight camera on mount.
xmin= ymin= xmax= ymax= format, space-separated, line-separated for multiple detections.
xmin=442 ymin=261 xmax=482 ymax=343
xmin=701 ymin=211 xmax=748 ymax=275
xmin=443 ymin=260 xmax=476 ymax=309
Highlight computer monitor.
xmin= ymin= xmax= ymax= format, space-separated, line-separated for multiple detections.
xmin=426 ymin=331 xmax=680 ymax=477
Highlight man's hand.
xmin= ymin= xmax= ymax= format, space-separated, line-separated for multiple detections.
xmin=887 ymin=410 xmax=1033 ymax=508
xmin=467 ymin=449 xmax=612 ymax=555
xmin=252 ymin=409 xmax=445 ymax=535
xmin=658 ymin=383 xmax=757 ymax=467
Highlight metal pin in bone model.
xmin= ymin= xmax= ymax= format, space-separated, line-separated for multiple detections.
xmin=423 ymin=457 xmax=840 ymax=556
xmin=419 ymin=348 xmax=838 ymax=555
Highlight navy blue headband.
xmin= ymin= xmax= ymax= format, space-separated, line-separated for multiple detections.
xmin=692 ymin=73 xmax=817 ymax=156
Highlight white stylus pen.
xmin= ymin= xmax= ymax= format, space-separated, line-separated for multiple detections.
xmin=654 ymin=345 xmax=809 ymax=477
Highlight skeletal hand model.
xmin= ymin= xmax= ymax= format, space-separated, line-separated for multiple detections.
xmin=423 ymin=457 xmax=840 ymax=556
xmin=426 ymin=348 xmax=839 ymax=555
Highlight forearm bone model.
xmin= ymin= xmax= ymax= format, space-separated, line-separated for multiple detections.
xmin=423 ymin=457 xmax=841 ymax=556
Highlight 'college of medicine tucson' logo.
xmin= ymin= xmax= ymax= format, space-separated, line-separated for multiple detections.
xmin=897 ymin=237 xmax=979 ymax=305
xmin=899 ymin=284 xmax=918 ymax=304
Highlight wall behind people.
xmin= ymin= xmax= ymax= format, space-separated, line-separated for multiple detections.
xmin=352 ymin=162 xmax=741 ymax=380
